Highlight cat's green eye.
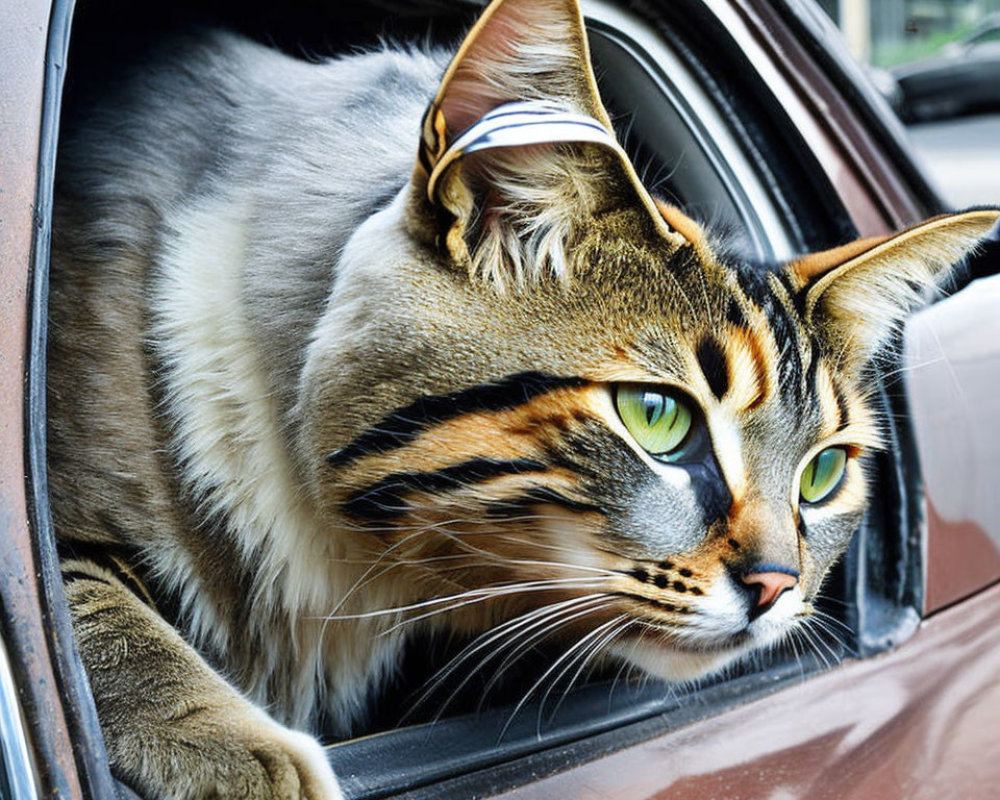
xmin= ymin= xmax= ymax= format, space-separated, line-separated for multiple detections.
xmin=799 ymin=447 xmax=848 ymax=503
xmin=615 ymin=385 xmax=693 ymax=461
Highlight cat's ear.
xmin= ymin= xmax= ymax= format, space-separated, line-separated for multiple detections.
xmin=787 ymin=209 xmax=1000 ymax=369
xmin=411 ymin=0 xmax=684 ymax=287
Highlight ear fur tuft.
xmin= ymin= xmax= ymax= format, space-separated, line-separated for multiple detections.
xmin=413 ymin=0 xmax=682 ymax=290
xmin=789 ymin=208 xmax=1000 ymax=368
xmin=437 ymin=0 xmax=610 ymax=136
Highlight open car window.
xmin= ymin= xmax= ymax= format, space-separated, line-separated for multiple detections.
xmin=28 ymin=1 xmax=933 ymax=798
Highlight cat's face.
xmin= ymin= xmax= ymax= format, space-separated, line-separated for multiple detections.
xmin=302 ymin=0 xmax=998 ymax=683
xmin=311 ymin=206 xmax=877 ymax=681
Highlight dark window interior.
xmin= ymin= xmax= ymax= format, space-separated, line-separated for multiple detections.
xmin=38 ymin=1 xmax=928 ymax=797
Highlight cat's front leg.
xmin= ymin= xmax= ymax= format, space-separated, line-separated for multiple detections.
xmin=63 ymin=563 xmax=342 ymax=800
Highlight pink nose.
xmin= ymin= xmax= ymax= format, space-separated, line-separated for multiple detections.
xmin=741 ymin=571 xmax=798 ymax=608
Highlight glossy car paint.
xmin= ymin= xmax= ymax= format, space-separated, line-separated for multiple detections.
xmin=1 ymin=1 xmax=998 ymax=798
xmin=493 ymin=581 xmax=1000 ymax=800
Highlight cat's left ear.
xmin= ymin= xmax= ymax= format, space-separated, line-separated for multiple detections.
xmin=787 ymin=208 xmax=1000 ymax=369
xmin=412 ymin=0 xmax=685 ymax=286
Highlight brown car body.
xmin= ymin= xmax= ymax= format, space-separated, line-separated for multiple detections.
xmin=1 ymin=0 xmax=997 ymax=798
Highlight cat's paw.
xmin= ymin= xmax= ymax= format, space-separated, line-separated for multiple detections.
xmin=222 ymin=718 xmax=344 ymax=800
xmin=65 ymin=574 xmax=343 ymax=799
xmin=118 ymin=707 xmax=343 ymax=800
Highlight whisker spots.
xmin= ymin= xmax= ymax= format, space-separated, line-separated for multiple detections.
xmin=629 ymin=568 xmax=650 ymax=584
xmin=619 ymin=559 xmax=707 ymax=613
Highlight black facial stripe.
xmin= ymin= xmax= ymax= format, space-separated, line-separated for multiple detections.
xmin=734 ymin=265 xmax=804 ymax=397
xmin=733 ymin=261 xmax=772 ymax=310
xmin=803 ymin=337 xmax=822 ymax=405
xmin=327 ymin=372 xmax=588 ymax=469
xmin=766 ymin=294 xmax=804 ymax=394
xmin=696 ymin=336 xmax=730 ymax=401
xmin=774 ymin=268 xmax=807 ymax=318
xmin=834 ymin=385 xmax=851 ymax=432
xmin=343 ymin=457 xmax=547 ymax=521
xmin=485 ymin=486 xmax=605 ymax=518
xmin=725 ymin=297 xmax=748 ymax=329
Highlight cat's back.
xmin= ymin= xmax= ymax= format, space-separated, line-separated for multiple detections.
xmin=57 ymin=31 xmax=445 ymax=241
xmin=48 ymin=31 xmax=446 ymax=548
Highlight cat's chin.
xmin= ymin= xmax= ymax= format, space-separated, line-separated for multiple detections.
xmin=610 ymin=610 xmax=802 ymax=683
xmin=609 ymin=638 xmax=751 ymax=683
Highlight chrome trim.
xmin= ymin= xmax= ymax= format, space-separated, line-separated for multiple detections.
xmin=0 ymin=635 xmax=40 ymax=800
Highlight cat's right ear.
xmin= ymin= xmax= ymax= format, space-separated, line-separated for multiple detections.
xmin=787 ymin=208 xmax=1000 ymax=369
xmin=408 ymin=0 xmax=687 ymax=288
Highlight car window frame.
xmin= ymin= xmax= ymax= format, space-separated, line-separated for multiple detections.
xmin=17 ymin=0 xmax=129 ymax=797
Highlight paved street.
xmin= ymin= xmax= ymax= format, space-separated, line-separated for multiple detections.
xmin=907 ymin=114 xmax=1000 ymax=208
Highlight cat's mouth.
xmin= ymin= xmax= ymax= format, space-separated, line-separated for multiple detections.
xmin=620 ymin=586 xmax=806 ymax=660
xmin=630 ymin=621 xmax=754 ymax=654
xmin=609 ymin=604 xmax=807 ymax=683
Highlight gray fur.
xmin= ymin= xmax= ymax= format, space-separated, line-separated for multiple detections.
xmin=60 ymin=32 xmax=448 ymax=431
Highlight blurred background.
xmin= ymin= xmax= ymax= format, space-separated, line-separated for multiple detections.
xmin=819 ymin=0 xmax=1000 ymax=207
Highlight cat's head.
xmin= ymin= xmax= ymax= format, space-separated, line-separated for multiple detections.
xmin=304 ymin=0 xmax=999 ymax=683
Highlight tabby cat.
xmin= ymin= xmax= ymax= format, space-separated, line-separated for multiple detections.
xmin=49 ymin=0 xmax=998 ymax=797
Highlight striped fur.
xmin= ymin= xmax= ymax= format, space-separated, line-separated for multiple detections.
xmin=48 ymin=0 xmax=999 ymax=797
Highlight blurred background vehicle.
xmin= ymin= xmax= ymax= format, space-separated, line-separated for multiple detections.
xmin=822 ymin=0 xmax=1000 ymax=206
xmin=892 ymin=12 xmax=1000 ymax=123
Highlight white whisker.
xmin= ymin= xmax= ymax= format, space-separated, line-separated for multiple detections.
xmin=405 ymin=595 xmax=612 ymax=722
xmin=500 ymin=613 xmax=626 ymax=741
xmin=540 ymin=616 xmax=632 ymax=728
xmin=319 ymin=576 xmax=611 ymax=622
